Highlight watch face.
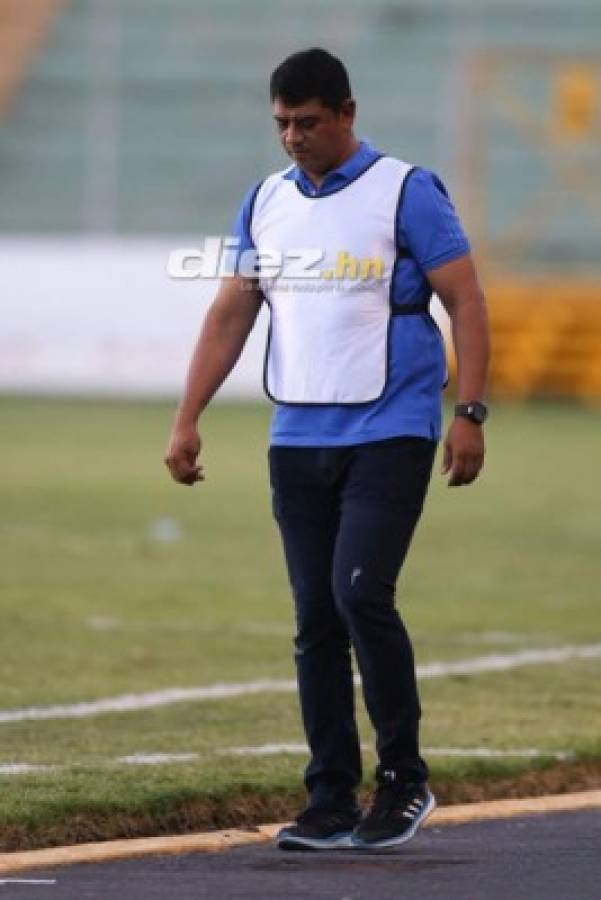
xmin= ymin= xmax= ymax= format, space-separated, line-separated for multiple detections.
xmin=456 ymin=402 xmax=488 ymax=423
xmin=469 ymin=403 xmax=487 ymax=423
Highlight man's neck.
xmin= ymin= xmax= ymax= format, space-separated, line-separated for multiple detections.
xmin=303 ymin=137 xmax=361 ymax=188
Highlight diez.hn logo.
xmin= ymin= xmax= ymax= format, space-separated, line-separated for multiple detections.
xmin=167 ymin=237 xmax=385 ymax=283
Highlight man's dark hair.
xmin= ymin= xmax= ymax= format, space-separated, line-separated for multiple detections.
xmin=270 ymin=48 xmax=352 ymax=111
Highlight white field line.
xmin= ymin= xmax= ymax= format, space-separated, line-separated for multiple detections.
xmin=0 ymin=745 xmax=573 ymax=777
xmin=0 ymin=764 xmax=55 ymax=775
xmin=415 ymin=643 xmax=601 ymax=678
xmin=85 ymin=618 xmax=554 ymax=645
xmin=85 ymin=617 xmax=293 ymax=637
xmin=221 ymin=743 xmax=574 ymax=761
xmin=84 ymin=618 xmax=550 ymax=644
xmin=1 ymin=643 xmax=600 ymax=725
xmin=0 ymin=679 xmax=297 ymax=724
xmin=117 ymin=753 xmax=199 ymax=765
xmin=0 ymin=880 xmax=56 ymax=885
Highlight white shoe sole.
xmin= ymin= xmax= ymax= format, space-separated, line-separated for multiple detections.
xmin=277 ymin=830 xmax=355 ymax=852
xmin=351 ymin=791 xmax=437 ymax=850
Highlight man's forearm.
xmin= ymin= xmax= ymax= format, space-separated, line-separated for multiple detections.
xmin=449 ymin=290 xmax=490 ymax=402
xmin=174 ymin=303 xmax=257 ymax=428
xmin=427 ymin=255 xmax=490 ymax=404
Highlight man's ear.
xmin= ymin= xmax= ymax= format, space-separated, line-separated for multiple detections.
xmin=340 ymin=98 xmax=356 ymax=126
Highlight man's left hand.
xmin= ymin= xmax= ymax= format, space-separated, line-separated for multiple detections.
xmin=441 ymin=417 xmax=485 ymax=487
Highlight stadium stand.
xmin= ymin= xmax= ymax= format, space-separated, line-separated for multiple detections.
xmin=0 ymin=0 xmax=599 ymax=398
xmin=0 ymin=0 xmax=66 ymax=116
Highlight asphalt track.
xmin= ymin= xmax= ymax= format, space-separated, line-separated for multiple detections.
xmin=1 ymin=808 xmax=599 ymax=900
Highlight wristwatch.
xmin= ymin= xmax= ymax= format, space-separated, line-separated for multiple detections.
xmin=454 ymin=401 xmax=488 ymax=424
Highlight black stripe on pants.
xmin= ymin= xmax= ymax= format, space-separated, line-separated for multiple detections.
xmin=268 ymin=436 xmax=437 ymax=811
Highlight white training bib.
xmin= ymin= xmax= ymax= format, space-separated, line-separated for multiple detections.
xmin=250 ymin=156 xmax=413 ymax=405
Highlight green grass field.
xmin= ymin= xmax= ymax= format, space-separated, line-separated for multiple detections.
xmin=0 ymin=396 xmax=599 ymax=849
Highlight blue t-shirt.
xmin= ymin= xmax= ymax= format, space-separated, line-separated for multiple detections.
xmin=232 ymin=141 xmax=470 ymax=446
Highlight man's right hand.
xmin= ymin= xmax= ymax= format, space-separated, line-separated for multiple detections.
xmin=164 ymin=425 xmax=204 ymax=486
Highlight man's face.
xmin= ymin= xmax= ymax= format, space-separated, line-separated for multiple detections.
xmin=272 ymin=97 xmax=355 ymax=174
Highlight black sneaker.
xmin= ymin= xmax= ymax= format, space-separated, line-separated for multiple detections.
xmin=276 ymin=806 xmax=361 ymax=851
xmin=352 ymin=775 xmax=436 ymax=849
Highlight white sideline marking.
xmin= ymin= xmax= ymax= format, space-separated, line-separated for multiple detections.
xmin=86 ymin=615 xmax=121 ymax=632
xmin=84 ymin=618 xmax=292 ymax=637
xmin=1 ymin=643 xmax=600 ymax=724
xmin=222 ymin=743 xmax=310 ymax=756
xmin=0 ymin=745 xmax=573 ymax=777
xmin=415 ymin=643 xmax=601 ymax=678
xmin=478 ymin=632 xmax=531 ymax=643
xmin=426 ymin=747 xmax=573 ymax=760
xmin=118 ymin=753 xmax=199 ymax=765
xmin=220 ymin=744 xmax=573 ymax=761
xmin=0 ymin=679 xmax=297 ymax=724
xmin=0 ymin=880 xmax=56 ymax=885
xmin=0 ymin=764 xmax=55 ymax=775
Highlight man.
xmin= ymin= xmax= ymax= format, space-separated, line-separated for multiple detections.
xmin=165 ymin=48 xmax=489 ymax=851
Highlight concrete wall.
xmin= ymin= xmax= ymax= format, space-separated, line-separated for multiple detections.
xmin=0 ymin=238 xmax=450 ymax=397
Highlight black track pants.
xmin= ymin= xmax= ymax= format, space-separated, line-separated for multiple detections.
xmin=268 ymin=436 xmax=437 ymax=810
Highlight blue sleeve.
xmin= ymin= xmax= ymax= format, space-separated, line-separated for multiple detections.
xmin=231 ymin=181 xmax=261 ymax=259
xmin=397 ymin=168 xmax=470 ymax=272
